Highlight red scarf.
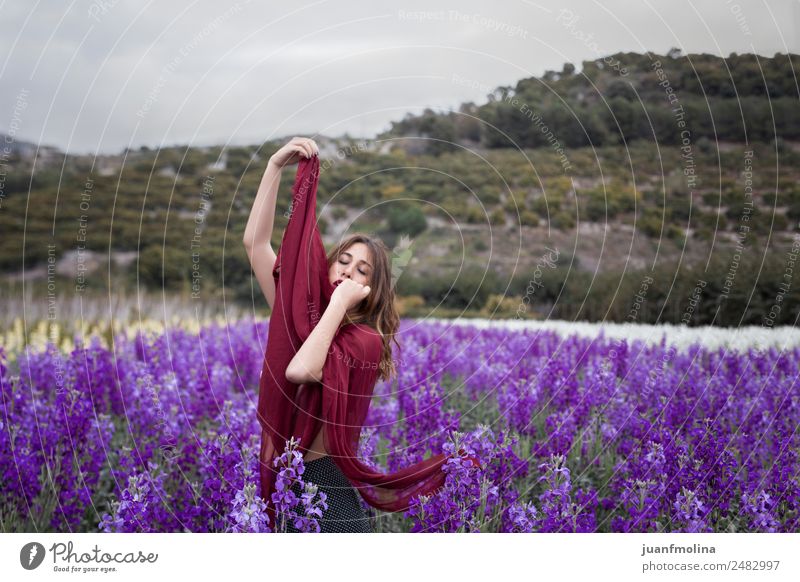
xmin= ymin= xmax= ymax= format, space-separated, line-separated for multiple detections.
xmin=257 ymin=155 xmax=453 ymax=530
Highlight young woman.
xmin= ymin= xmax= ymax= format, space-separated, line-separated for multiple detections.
xmin=245 ymin=137 xmax=472 ymax=533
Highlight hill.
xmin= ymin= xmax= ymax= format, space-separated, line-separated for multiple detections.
xmin=1 ymin=50 xmax=798 ymax=325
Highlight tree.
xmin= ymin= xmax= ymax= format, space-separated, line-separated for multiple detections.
xmin=387 ymin=204 xmax=427 ymax=237
xmin=137 ymin=245 xmax=187 ymax=290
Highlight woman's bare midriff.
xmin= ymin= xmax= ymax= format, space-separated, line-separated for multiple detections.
xmin=295 ymin=385 xmax=328 ymax=462
xmin=304 ymin=426 xmax=328 ymax=462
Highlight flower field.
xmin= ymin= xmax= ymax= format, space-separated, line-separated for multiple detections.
xmin=1 ymin=317 xmax=798 ymax=532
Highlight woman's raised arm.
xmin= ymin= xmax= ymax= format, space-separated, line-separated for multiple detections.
xmin=242 ymin=159 xmax=282 ymax=310
xmin=243 ymin=137 xmax=319 ymax=310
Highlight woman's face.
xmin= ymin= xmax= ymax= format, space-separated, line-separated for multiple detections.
xmin=329 ymin=242 xmax=373 ymax=288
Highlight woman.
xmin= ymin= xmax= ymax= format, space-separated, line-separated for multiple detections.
xmin=244 ymin=137 xmax=472 ymax=533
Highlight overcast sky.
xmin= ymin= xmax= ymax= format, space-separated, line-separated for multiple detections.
xmin=1 ymin=0 xmax=797 ymax=155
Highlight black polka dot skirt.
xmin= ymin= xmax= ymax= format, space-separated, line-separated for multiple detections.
xmin=284 ymin=455 xmax=372 ymax=533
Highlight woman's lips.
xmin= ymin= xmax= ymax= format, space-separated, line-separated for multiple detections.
xmin=333 ymin=278 xmax=343 ymax=288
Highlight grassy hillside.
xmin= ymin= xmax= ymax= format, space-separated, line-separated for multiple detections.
xmin=1 ymin=50 xmax=798 ymax=325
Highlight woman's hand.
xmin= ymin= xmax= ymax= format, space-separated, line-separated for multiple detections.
xmin=269 ymin=136 xmax=319 ymax=168
xmin=331 ymin=278 xmax=371 ymax=311
xmin=285 ymin=278 xmax=368 ymax=385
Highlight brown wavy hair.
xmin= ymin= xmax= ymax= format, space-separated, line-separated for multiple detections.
xmin=326 ymin=233 xmax=400 ymax=382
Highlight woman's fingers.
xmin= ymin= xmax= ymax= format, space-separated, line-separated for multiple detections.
xmin=297 ymin=137 xmax=319 ymax=157
xmin=294 ymin=144 xmax=310 ymax=159
xmin=303 ymin=139 xmax=318 ymax=157
xmin=287 ymin=138 xmax=318 ymax=158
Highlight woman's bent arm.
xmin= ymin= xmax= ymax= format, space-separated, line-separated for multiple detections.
xmin=285 ymin=297 xmax=348 ymax=384
xmin=243 ymin=159 xmax=283 ymax=309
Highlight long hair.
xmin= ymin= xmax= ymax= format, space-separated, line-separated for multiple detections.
xmin=326 ymin=233 xmax=400 ymax=382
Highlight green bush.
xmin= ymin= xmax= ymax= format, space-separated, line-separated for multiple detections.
xmin=465 ymin=206 xmax=485 ymax=224
xmin=473 ymin=238 xmax=489 ymax=252
xmin=387 ymin=204 xmax=427 ymax=236
xmin=638 ymin=208 xmax=664 ymax=238
xmin=137 ymin=245 xmax=187 ymax=290
xmin=410 ymin=267 xmax=498 ymax=310
xmin=552 ymin=211 xmax=575 ymax=229
xmin=489 ymin=208 xmax=507 ymax=227
xmin=520 ymin=210 xmax=540 ymax=227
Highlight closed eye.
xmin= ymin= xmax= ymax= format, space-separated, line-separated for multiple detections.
xmin=339 ymin=258 xmax=368 ymax=276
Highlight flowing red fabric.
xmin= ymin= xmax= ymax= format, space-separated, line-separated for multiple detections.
xmin=257 ymin=155 xmax=455 ymax=530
